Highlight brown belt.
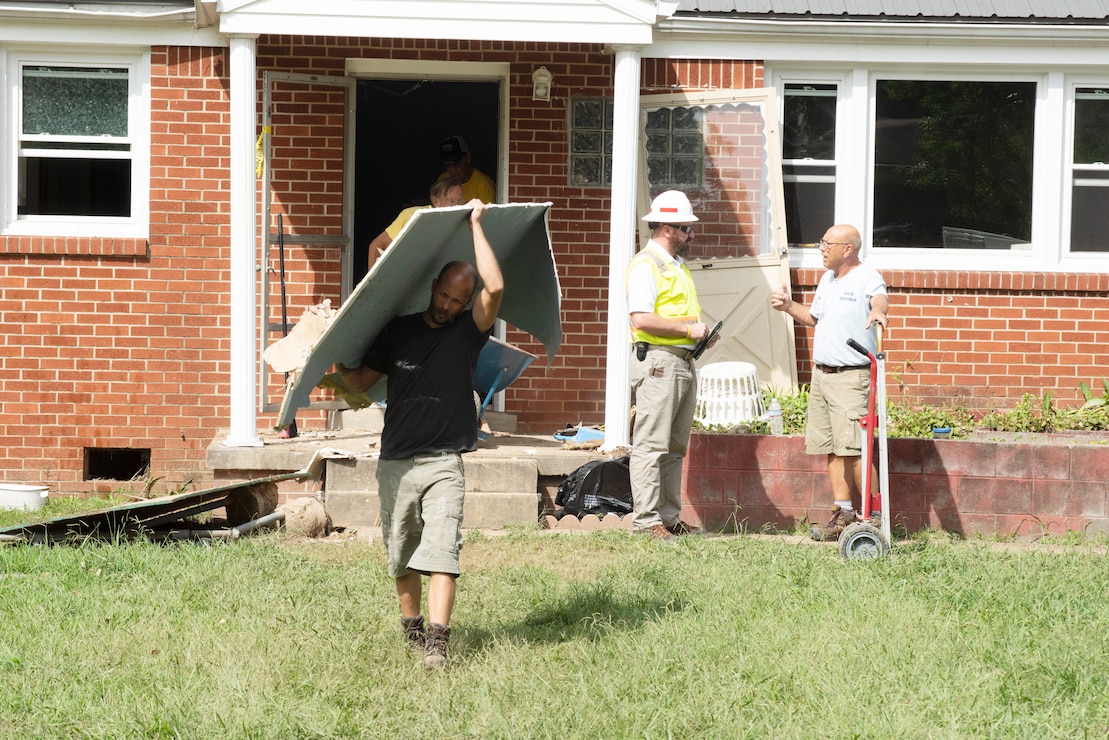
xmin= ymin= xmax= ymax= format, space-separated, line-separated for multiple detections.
xmin=815 ymin=363 xmax=870 ymax=374
xmin=648 ymin=344 xmax=694 ymax=361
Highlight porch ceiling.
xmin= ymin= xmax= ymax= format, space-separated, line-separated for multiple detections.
xmin=215 ymin=0 xmax=668 ymax=44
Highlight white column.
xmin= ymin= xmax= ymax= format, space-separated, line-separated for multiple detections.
xmin=602 ymin=46 xmax=642 ymax=450
xmin=224 ymin=35 xmax=262 ymax=447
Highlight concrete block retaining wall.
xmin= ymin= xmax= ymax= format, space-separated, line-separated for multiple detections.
xmin=682 ymin=433 xmax=1109 ymax=537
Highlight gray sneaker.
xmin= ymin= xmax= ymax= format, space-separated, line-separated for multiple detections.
xmin=809 ymin=507 xmax=856 ymax=542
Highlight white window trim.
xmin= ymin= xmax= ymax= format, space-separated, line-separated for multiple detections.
xmin=770 ymin=63 xmax=1109 ymax=273
xmin=2 ymin=47 xmax=150 ymax=239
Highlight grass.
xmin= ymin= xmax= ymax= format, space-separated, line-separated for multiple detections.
xmin=2 ymin=527 xmax=1109 ymax=738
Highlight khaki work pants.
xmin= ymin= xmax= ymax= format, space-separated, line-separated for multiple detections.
xmin=629 ymin=348 xmax=698 ymax=530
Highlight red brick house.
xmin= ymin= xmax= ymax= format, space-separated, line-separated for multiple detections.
xmin=2 ymin=1 xmax=1107 ymax=494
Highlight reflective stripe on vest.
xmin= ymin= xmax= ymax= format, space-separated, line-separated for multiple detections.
xmin=626 ymin=247 xmax=701 ymax=346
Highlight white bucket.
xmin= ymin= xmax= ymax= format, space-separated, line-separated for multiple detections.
xmin=695 ymin=361 xmax=764 ymax=427
xmin=0 ymin=483 xmax=50 ymax=512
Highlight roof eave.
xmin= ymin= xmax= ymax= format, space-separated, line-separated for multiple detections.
xmin=657 ymin=14 xmax=1109 ymax=44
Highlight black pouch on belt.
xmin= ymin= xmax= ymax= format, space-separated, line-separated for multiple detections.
xmin=635 ymin=342 xmax=648 ymax=361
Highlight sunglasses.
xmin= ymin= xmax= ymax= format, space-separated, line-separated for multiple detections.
xmin=671 ymin=225 xmax=694 ymax=235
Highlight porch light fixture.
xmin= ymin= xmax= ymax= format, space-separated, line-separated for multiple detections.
xmin=532 ymin=66 xmax=553 ymax=102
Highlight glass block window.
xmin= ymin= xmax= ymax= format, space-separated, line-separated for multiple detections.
xmin=570 ymin=98 xmax=613 ymax=186
xmin=645 ymin=106 xmax=703 ymax=188
xmin=18 ymin=64 xmax=133 ymax=218
xmin=1069 ymin=87 xmax=1109 ymax=253
xmin=570 ymin=98 xmax=704 ymax=187
xmin=782 ymin=83 xmax=837 ymax=247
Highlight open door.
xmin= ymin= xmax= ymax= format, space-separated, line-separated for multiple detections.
xmin=258 ymin=71 xmax=355 ymax=414
xmin=639 ymin=89 xmax=797 ymax=391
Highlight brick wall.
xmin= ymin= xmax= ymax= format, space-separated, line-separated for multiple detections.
xmin=0 ymin=46 xmax=231 ymax=492
xmin=682 ymin=432 xmax=1109 ymax=537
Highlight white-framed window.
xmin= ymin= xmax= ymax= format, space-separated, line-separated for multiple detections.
xmin=772 ymin=65 xmax=1109 ymax=270
xmin=1067 ymin=85 xmax=1109 ymax=254
xmin=782 ymin=81 xmax=838 ymax=247
xmin=3 ymin=49 xmax=149 ymax=238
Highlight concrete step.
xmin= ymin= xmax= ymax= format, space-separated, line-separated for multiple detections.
xmin=323 ymin=456 xmax=538 ymax=530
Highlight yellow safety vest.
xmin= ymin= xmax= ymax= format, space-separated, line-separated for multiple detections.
xmin=626 ymin=246 xmax=701 ymax=346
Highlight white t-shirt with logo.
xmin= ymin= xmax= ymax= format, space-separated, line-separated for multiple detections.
xmin=810 ymin=265 xmax=887 ymax=367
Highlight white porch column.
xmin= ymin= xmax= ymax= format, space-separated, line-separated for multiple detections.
xmin=602 ymin=45 xmax=642 ymax=450
xmin=225 ymin=34 xmax=262 ymax=447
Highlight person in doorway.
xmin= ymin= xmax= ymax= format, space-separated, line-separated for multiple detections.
xmin=770 ymin=223 xmax=889 ymax=541
xmin=438 ymin=135 xmax=496 ymax=204
xmin=626 ymin=190 xmax=715 ymax=541
xmin=337 ymin=199 xmax=503 ymax=668
xmin=366 ymin=177 xmax=466 ymax=271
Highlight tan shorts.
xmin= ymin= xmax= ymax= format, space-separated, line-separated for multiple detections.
xmin=376 ymin=453 xmax=465 ymax=578
xmin=805 ymin=368 xmax=870 ymax=457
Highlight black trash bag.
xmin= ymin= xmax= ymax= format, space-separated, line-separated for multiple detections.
xmin=553 ymin=455 xmax=632 ymax=518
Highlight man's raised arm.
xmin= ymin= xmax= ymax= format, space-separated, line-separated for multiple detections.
xmin=467 ymin=199 xmax=504 ymax=333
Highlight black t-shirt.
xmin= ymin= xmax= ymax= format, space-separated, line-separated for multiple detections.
xmin=363 ymin=310 xmax=490 ymax=460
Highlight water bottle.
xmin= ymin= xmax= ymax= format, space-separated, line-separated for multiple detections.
xmin=768 ymin=398 xmax=783 ymax=435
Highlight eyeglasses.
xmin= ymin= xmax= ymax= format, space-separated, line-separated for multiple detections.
xmin=818 ymin=239 xmax=850 ymax=249
xmin=671 ymin=225 xmax=694 ymax=235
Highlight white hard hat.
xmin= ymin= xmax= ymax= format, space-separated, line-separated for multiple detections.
xmin=641 ymin=190 xmax=699 ymax=223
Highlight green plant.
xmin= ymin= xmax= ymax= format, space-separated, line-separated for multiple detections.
xmin=979 ymin=392 xmax=1057 ymax=433
xmin=886 ymin=402 xmax=977 ymax=439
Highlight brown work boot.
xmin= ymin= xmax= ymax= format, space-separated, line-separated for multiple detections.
xmin=424 ymin=623 xmax=451 ymax=669
xmin=401 ymin=614 xmax=426 ymax=650
xmin=809 ymin=507 xmax=856 ymax=542
xmin=635 ymin=524 xmax=676 ymax=542
xmin=667 ymin=520 xmax=705 ymax=536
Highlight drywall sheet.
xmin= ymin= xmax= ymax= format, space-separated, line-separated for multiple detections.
xmin=275 ymin=202 xmax=561 ymax=426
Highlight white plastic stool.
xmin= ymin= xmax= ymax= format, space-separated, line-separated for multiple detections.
xmin=695 ymin=361 xmax=764 ymax=426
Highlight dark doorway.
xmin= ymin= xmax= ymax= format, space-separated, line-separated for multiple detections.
xmin=352 ymin=79 xmax=501 ymax=284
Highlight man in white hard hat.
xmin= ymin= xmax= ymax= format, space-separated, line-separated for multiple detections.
xmin=626 ymin=190 xmax=714 ymax=541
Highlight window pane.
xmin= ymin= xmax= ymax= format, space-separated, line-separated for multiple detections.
xmin=783 ymin=83 xmax=837 ymax=160
xmin=782 ymin=83 xmax=838 ymax=247
xmin=1071 ymin=170 xmax=1109 ymax=252
xmin=23 ymin=66 xmax=129 ymax=138
xmin=1074 ymin=88 xmax=1109 ymax=165
xmin=19 ymin=157 xmax=131 ymax=217
xmin=572 ymin=131 xmax=601 ymax=154
xmin=784 ymin=180 xmax=835 ymax=246
xmin=645 ymin=108 xmax=671 ymax=131
xmin=570 ymin=155 xmax=602 ymax=186
xmin=572 ymin=99 xmax=602 ymax=130
xmin=873 ymin=80 xmax=1035 ymax=249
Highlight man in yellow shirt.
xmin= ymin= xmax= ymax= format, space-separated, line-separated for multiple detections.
xmin=366 ymin=178 xmax=465 ymax=271
xmin=437 ymin=135 xmax=496 ymax=204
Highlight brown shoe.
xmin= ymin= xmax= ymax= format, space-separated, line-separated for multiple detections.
xmin=401 ymin=614 xmax=426 ymax=650
xmin=667 ymin=520 xmax=705 ymax=536
xmin=424 ymin=623 xmax=451 ymax=669
xmin=635 ymin=524 xmax=676 ymax=542
xmin=809 ymin=507 xmax=856 ymax=542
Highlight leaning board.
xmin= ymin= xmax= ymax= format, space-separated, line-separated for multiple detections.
xmin=276 ymin=203 xmax=562 ymax=427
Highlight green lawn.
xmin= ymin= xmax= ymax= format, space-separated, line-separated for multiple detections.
xmin=2 ymin=527 xmax=1108 ymax=738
